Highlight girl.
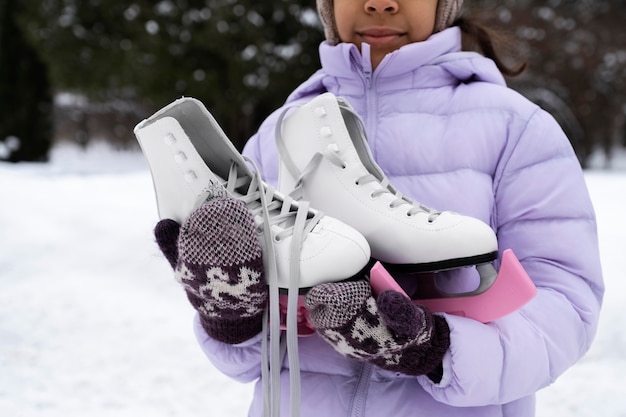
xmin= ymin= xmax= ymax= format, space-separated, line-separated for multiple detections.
xmin=154 ymin=0 xmax=604 ymax=415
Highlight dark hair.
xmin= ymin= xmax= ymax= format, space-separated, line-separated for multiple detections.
xmin=456 ymin=15 xmax=527 ymax=77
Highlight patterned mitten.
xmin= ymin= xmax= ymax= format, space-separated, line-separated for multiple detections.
xmin=305 ymin=280 xmax=450 ymax=378
xmin=154 ymin=197 xmax=268 ymax=344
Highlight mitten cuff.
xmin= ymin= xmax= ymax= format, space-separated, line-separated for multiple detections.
xmin=425 ymin=316 xmax=451 ymax=382
xmin=198 ymin=311 xmax=265 ymax=345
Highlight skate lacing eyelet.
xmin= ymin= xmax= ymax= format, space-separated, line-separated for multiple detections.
xmin=174 ymin=151 xmax=187 ymax=163
xmin=184 ymin=171 xmax=197 ymax=183
xmin=320 ymin=126 xmax=332 ymax=138
xmin=163 ymin=133 xmax=176 ymax=145
xmin=314 ymin=106 xmax=327 ymax=118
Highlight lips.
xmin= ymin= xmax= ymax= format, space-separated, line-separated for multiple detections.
xmin=358 ymin=27 xmax=405 ymax=45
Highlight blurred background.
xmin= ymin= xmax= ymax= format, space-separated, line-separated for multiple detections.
xmin=1 ymin=0 xmax=625 ymax=167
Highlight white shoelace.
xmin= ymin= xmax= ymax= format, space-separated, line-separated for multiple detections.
xmin=275 ymin=103 xmax=441 ymax=223
xmin=217 ymin=157 xmax=319 ymax=417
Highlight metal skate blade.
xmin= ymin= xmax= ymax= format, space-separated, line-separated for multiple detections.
xmin=380 ymin=251 xmax=498 ymax=274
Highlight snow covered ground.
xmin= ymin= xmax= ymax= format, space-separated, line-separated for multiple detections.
xmin=1 ymin=142 xmax=625 ymax=416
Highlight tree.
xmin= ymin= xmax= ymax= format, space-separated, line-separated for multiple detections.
xmin=0 ymin=0 xmax=53 ymax=162
xmin=469 ymin=0 xmax=626 ymax=167
xmin=19 ymin=0 xmax=324 ymax=149
xmin=15 ymin=1 xmax=626 ymax=164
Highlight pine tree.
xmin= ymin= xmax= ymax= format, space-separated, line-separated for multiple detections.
xmin=19 ymin=0 xmax=324 ymax=150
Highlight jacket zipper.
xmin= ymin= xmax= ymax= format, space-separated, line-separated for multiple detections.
xmin=350 ymin=363 xmax=373 ymax=417
xmin=350 ymin=49 xmax=377 ymax=156
xmin=363 ymin=66 xmax=372 ymax=90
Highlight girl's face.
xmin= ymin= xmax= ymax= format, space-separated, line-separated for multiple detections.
xmin=334 ymin=0 xmax=438 ymax=69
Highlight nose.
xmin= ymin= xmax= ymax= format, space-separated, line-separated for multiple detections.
xmin=364 ymin=0 xmax=399 ymax=14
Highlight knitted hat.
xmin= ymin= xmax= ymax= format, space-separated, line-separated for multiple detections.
xmin=316 ymin=0 xmax=464 ymax=45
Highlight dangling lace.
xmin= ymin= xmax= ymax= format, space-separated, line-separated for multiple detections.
xmin=214 ymin=156 xmax=318 ymax=417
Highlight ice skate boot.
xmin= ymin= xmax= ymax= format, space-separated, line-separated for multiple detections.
xmin=276 ymin=92 xmax=536 ymax=322
xmin=134 ymin=97 xmax=371 ymax=294
xmin=276 ymin=92 xmax=498 ymax=275
xmin=135 ymin=97 xmax=371 ymax=416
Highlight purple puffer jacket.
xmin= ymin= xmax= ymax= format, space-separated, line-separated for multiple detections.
xmin=195 ymin=27 xmax=604 ymax=416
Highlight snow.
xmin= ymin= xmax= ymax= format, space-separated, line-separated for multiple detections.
xmin=1 ymin=141 xmax=625 ymax=416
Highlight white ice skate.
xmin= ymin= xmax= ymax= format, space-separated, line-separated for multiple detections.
xmin=275 ymin=92 xmax=536 ymax=321
xmin=276 ymin=92 xmax=497 ymax=272
xmin=135 ymin=97 xmax=370 ymax=417
xmin=134 ymin=97 xmax=371 ymax=292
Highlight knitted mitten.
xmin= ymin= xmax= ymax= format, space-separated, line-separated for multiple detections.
xmin=154 ymin=197 xmax=267 ymax=344
xmin=305 ymin=280 xmax=450 ymax=378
